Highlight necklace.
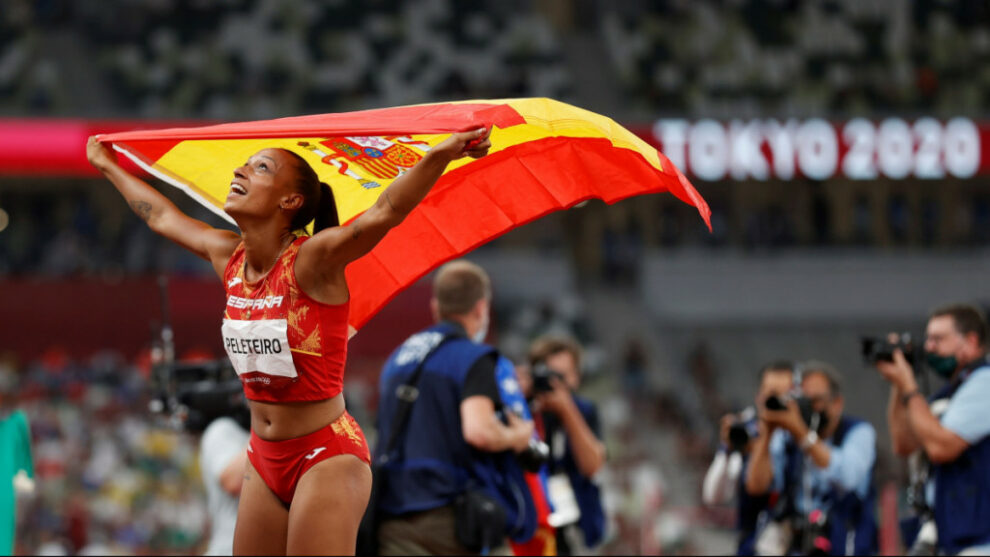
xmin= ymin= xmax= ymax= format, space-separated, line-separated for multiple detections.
xmin=244 ymin=234 xmax=295 ymax=285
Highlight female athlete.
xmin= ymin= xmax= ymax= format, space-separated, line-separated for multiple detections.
xmin=86 ymin=127 xmax=491 ymax=555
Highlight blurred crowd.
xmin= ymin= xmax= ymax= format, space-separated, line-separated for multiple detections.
xmin=2 ymin=349 xmax=208 ymax=555
xmin=603 ymin=0 xmax=990 ymax=118
xmin=3 ymin=180 xmax=989 ymax=282
xmin=3 ymin=0 xmax=990 ymax=119
xmin=0 ymin=186 xmax=215 ymax=277
xmin=1 ymin=0 xmax=568 ymax=119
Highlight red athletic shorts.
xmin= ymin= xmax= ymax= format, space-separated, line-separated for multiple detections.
xmin=247 ymin=411 xmax=371 ymax=506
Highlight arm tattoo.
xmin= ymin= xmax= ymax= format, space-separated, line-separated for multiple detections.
xmin=383 ymin=190 xmax=398 ymax=212
xmin=130 ymin=200 xmax=152 ymax=221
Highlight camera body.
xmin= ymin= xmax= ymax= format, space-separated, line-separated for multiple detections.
xmin=727 ymin=407 xmax=760 ymax=452
xmin=861 ymin=332 xmax=916 ymax=366
xmin=150 ymin=358 xmax=249 ymax=433
xmin=530 ymin=362 xmax=565 ymax=394
xmin=517 ymin=437 xmax=551 ymax=472
xmin=765 ymin=394 xmax=827 ymax=433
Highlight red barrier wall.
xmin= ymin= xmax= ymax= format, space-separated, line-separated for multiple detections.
xmin=0 ymin=275 xmax=433 ymax=366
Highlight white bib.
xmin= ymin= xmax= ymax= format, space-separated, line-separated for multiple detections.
xmin=221 ymin=319 xmax=297 ymax=379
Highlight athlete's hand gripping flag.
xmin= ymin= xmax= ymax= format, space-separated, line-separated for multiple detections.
xmin=98 ymin=98 xmax=711 ymax=334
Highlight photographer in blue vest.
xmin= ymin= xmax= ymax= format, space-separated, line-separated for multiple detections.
xmin=525 ymin=335 xmax=608 ymax=555
xmin=746 ymin=361 xmax=878 ymax=556
xmin=374 ymin=260 xmax=536 ymax=556
xmin=875 ymin=304 xmax=990 ymax=555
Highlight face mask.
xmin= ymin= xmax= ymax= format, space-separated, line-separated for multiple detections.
xmin=926 ymin=352 xmax=958 ymax=379
xmin=471 ymin=314 xmax=489 ymax=344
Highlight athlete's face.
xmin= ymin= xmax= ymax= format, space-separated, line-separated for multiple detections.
xmin=224 ymin=148 xmax=302 ymax=221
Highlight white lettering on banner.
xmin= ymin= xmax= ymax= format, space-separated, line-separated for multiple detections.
xmin=221 ymin=318 xmax=297 ymax=379
xmin=912 ymin=117 xmax=944 ymax=179
xmin=878 ymin=118 xmax=913 ymax=179
xmin=689 ymin=119 xmax=729 ymax=181
xmin=842 ymin=118 xmax=878 ymax=180
xmin=945 ymin=118 xmax=980 ymax=178
xmin=765 ymin=119 xmax=796 ymax=180
xmin=653 ymin=117 xmax=981 ymax=181
xmin=796 ymin=118 xmax=838 ymax=180
xmin=729 ymin=120 xmax=769 ymax=181
xmin=654 ymin=119 xmax=689 ymax=173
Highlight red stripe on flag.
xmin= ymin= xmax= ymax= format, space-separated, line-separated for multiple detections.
xmin=115 ymin=139 xmax=183 ymax=166
xmin=344 ymin=135 xmax=709 ymax=330
xmin=98 ymin=103 xmax=526 ymax=143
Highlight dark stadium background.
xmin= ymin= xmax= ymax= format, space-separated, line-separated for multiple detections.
xmin=1 ymin=0 xmax=988 ymax=554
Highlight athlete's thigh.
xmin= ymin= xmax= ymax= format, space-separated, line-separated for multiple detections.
xmin=286 ymin=454 xmax=372 ymax=556
xmin=233 ymin=458 xmax=289 ymax=556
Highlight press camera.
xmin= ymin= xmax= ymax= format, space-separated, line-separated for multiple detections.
xmin=765 ymin=394 xmax=827 ymax=433
xmin=861 ymin=332 xmax=916 ymax=366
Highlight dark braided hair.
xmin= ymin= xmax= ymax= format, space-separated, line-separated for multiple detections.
xmin=280 ymin=149 xmax=340 ymax=233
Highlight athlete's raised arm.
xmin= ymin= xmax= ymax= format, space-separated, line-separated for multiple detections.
xmin=87 ymin=136 xmax=241 ymax=278
xmin=295 ymin=127 xmax=491 ymax=274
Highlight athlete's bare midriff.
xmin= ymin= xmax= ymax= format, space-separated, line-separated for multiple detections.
xmin=248 ymin=393 xmax=346 ymax=441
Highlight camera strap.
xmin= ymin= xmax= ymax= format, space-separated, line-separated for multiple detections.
xmin=378 ymin=333 xmax=456 ymax=465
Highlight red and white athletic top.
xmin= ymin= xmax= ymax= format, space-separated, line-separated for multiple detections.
xmin=221 ymin=236 xmax=348 ymax=402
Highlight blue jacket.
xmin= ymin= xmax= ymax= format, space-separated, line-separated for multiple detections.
xmin=374 ymin=322 xmax=536 ymax=541
xmin=774 ymin=416 xmax=877 ymax=555
xmin=825 ymin=416 xmax=878 ymax=555
xmin=932 ymin=364 xmax=990 ymax=555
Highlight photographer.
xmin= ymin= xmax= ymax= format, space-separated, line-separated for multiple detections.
xmin=373 ymin=260 xmax=536 ymax=555
xmin=199 ymin=413 xmax=249 ymax=556
xmin=526 ymin=335 xmax=607 ymax=555
xmin=875 ymin=304 xmax=990 ymax=555
xmin=746 ymin=362 xmax=877 ymax=556
xmin=703 ymin=361 xmax=794 ymax=555
xmin=169 ymin=371 xmax=251 ymax=556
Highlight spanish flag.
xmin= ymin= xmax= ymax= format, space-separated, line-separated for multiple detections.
xmin=99 ymin=98 xmax=710 ymax=334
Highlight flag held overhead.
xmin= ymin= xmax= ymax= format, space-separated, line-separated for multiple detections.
xmin=99 ymin=98 xmax=711 ymax=334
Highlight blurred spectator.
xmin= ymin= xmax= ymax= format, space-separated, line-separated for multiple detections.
xmin=198 ymin=417 xmax=247 ymax=556
xmin=8 ymin=350 xmax=210 ymax=555
xmin=0 ymin=395 xmax=35 ymax=556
